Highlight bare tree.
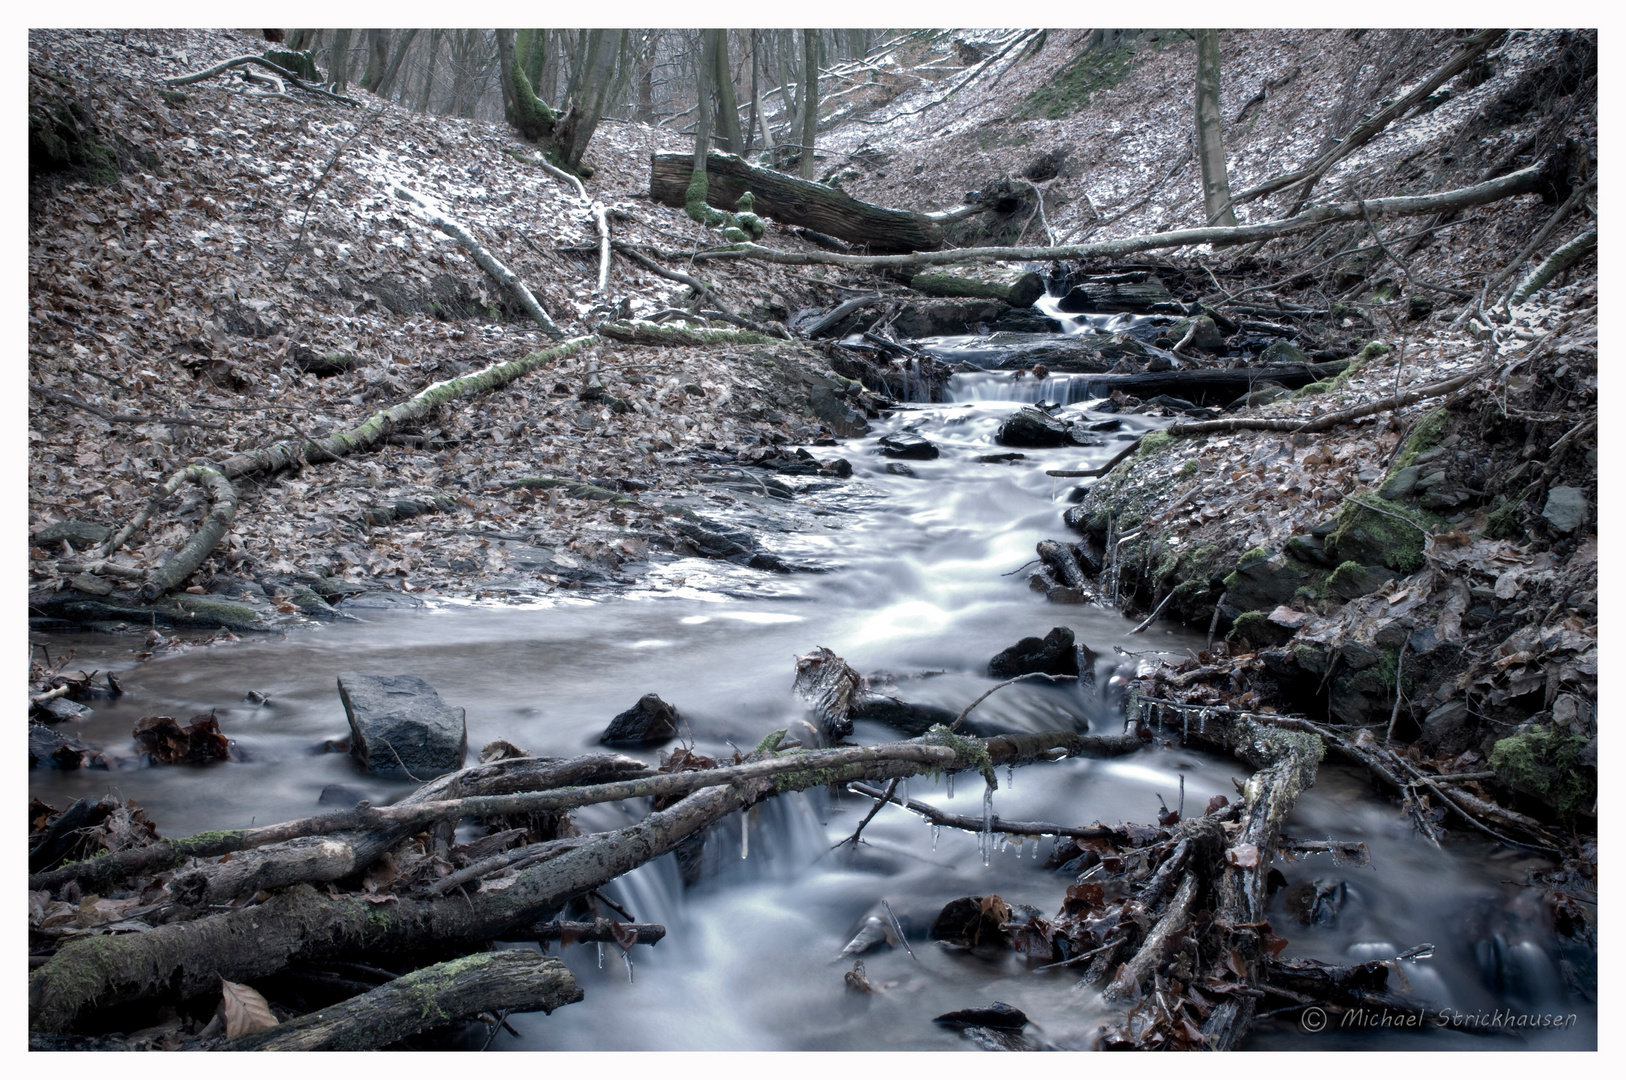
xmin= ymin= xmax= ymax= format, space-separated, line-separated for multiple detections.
xmin=376 ymin=29 xmax=418 ymax=100
xmin=800 ymin=29 xmax=819 ymax=178
xmin=1195 ymin=29 xmax=1237 ymax=226
xmin=359 ymin=29 xmax=389 ymax=92
xmin=417 ymin=29 xmax=443 ymax=113
xmin=329 ymin=29 xmax=353 ymax=95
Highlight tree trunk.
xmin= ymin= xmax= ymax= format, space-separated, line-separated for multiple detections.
xmin=1195 ymin=29 xmax=1236 ymax=227
xmin=359 ymin=29 xmax=388 ymax=92
xmin=649 ymin=152 xmax=948 ymax=252
xmin=496 ymin=29 xmax=557 ymax=143
xmin=800 ymin=29 xmax=819 ymax=179
xmin=416 ymin=29 xmax=442 ymax=113
xmin=711 ymin=30 xmax=745 ymax=155
xmin=328 ymin=29 xmax=352 ymax=96
xmin=287 ymin=29 xmax=313 ymax=52
xmin=376 ymin=28 xmax=417 ymax=100
xmin=555 ymin=29 xmax=622 ymax=173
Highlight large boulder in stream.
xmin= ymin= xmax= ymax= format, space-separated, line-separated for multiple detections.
xmin=988 ymin=626 xmax=1088 ymax=678
xmin=878 ymin=432 xmax=940 ymax=459
xmin=892 ymin=299 xmax=1005 ymax=337
xmin=996 ymin=408 xmax=1072 ymax=448
xmin=599 ymin=693 xmax=682 ymax=746
xmin=338 ymin=673 xmax=467 ymax=778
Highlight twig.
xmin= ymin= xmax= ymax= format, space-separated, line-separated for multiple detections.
xmin=29 ymin=384 xmax=225 ymax=429
xmin=845 ymin=781 xmax=1121 ymax=842
xmin=836 ymin=777 xmax=899 ymax=848
xmin=1384 ymin=640 xmax=1408 ymax=744
xmin=1129 ymin=591 xmax=1175 ymax=635
xmin=949 ymin=672 xmax=1077 ymax=731
xmin=280 ymin=109 xmax=387 ymax=275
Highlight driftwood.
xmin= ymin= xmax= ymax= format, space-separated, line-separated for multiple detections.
xmin=163 ymin=53 xmax=361 ymax=107
xmin=230 ymin=951 xmax=581 ymax=1050
xmin=650 ymin=151 xmax=946 ymax=253
xmin=697 ymin=163 xmax=1551 ymax=270
xmin=30 ymin=726 xmax=1143 ymax=1033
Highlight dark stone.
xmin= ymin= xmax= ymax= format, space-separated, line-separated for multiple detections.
xmin=318 ymin=783 xmax=367 ymax=807
xmin=988 ymin=626 xmax=1079 ymax=678
xmin=1054 ymin=275 xmax=1172 ymax=313
xmin=929 ymin=897 xmax=1010 ymax=947
xmin=1282 ymin=879 xmax=1347 ymax=926
xmin=822 ymin=458 xmax=853 ymax=478
xmin=600 ymin=693 xmax=681 ymax=746
xmin=34 ymin=697 xmax=90 ymax=722
xmin=989 ymin=307 xmax=1064 ymax=334
xmin=891 ymin=299 xmax=1005 ymax=337
xmin=1329 ymin=562 xmax=1390 ymax=600
xmin=1378 ymin=465 xmax=1422 ymax=501
xmin=996 ymin=407 xmax=1071 ymax=448
xmin=29 ymin=723 xmax=89 ymax=769
xmin=32 ymin=520 xmax=112 ymax=546
xmin=337 ymin=673 xmax=467 ymax=779
xmin=809 ymin=385 xmax=869 ymax=438
xmin=934 ymin=1002 xmax=1030 ymax=1030
xmin=878 ymin=432 xmax=940 ymax=459
xmin=977 ymin=452 xmax=1026 ymax=463
xmin=885 ymin=462 xmax=917 ymax=477
xmin=1419 ymin=700 xmax=1473 ymax=755
xmin=1225 ymin=551 xmax=1316 ymax=613
xmin=1541 ymin=486 xmax=1588 ymax=534
xmin=1340 ymin=641 xmax=1381 ymax=671
xmin=1407 ymin=626 xmax=1442 ymax=655
xmin=334 ymin=591 xmax=428 ymax=612
xmin=1284 ymin=534 xmax=1334 ymax=567
xmin=851 ymin=694 xmax=961 ymax=737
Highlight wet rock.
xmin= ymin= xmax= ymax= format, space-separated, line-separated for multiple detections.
xmin=996 ymin=407 xmax=1071 ymax=448
xmin=851 ymin=694 xmax=959 ymax=736
xmin=1283 ymin=879 xmax=1347 ymax=926
xmin=133 ymin=713 xmax=232 ymax=765
xmin=32 ymin=519 xmax=112 ymax=547
xmin=841 ymin=914 xmax=894 ymax=956
xmin=930 ymin=897 xmax=1010 ymax=947
xmin=878 ymin=432 xmax=940 ymax=459
xmin=334 ymin=591 xmax=427 ymax=612
xmin=1283 ymin=534 xmax=1334 ymax=567
xmin=885 ymin=462 xmax=917 ymax=477
xmin=1047 ymin=586 xmax=1085 ymax=604
xmin=30 ymin=723 xmax=90 ymax=769
xmin=809 ymin=384 xmax=870 ymax=438
xmin=1541 ymin=486 xmax=1588 ymax=534
xmin=1054 ymin=274 xmax=1173 ymax=313
xmin=892 ymin=299 xmax=1005 ymax=337
xmin=920 ymin=333 xmax=1110 ymax=373
xmin=934 ymin=1002 xmax=1029 ymax=1030
xmin=958 ymin=1025 xmax=1042 ymax=1051
xmin=318 ymin=783 xmax=367 ymax=807
xmin=337 ymin=673 xmax=467 ymax=779
xmin=989 ymin=307 xmax=1064 ymax=334
xmin=34 ymin=697 xmax=90 ymax=722
xmin=910 ymin=265 xmax=1045 ymax=308
xmin=1328 ymin=562 xmax=1390 ymax=600
xmin=977 ymin=452 xmax=1026 ymax=463
xmin=599 ymin=693 xmax=682 ymax=746
xmin=822 ymin=458 xmax=853 ymax=478
xmin=988 ymin=626 xmax=1079 ymax=678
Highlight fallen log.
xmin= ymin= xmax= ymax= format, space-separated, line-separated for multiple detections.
xmin=650 ymin=151 xmax=946 ymax=253
xmin=698 ymin=163 xmax=1552 ymax=270
xmin=29 ymin=726 xmax=1143 ymax=1032
xmin=598 ymin=319 xmax=779 ymax=347
xmin=230 ymin=951 xmax=581 ymax=1051
xmin=1076 ymin=362 xmax=1347 ymax=407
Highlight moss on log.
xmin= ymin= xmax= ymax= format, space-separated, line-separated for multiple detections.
xmin=909 ymin=265 xmax=1045 ymax=307
xmin=650 ymin=152 xmax=945 ymax=253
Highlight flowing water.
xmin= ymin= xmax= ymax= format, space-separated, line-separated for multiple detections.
xmin=29 ymin=370 xmax=1594 ymax=1050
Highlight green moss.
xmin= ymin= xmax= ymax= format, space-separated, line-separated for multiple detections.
xmin=1020 ymin=35 xmax=1140 ymax=118
xmin=1178 ymin=459 xmax=1198 ymax=477
xmin=682 ymin=171 xmax=764 ymax=240
xmin=1490 ymin=726 xmax=1595 ymax=817
xmin=504 ymin=58 xmax=558 ymax=143
xmin=753 ymin=729 xmax=788 ymax=755
xmin=1237 ymin=546 xmax=1271 ymax=566
xmin=1227 ymin=610 xmax=1279 ymax=650
xmin=262 ymin=48 xmax=320 ymax=83
xmin=1388 ymin=407 xmax=1450 ymax=475
xmin=1137 ymin=429 xmax=1177 ymax=457
xmin=159 ymin=89 xmax=188 ymax=105
xmin=1326 ymin=494 xmax=1428 ymax=574
xmin=170 ymin=829 xmax=247 ymax=857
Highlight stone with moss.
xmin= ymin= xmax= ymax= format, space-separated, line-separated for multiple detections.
xmin=1324 ymin=495 xmax=1427 ymax=574
xmin=1490 ymin=726 xmax=1595 ymax=817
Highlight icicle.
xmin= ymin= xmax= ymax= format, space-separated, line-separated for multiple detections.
xmin=1183 ymin=707 xmax=1189 ymax=742
xmin=740 ymin=813 xmax=749 ymax=860
xmin=946 ymin=772 xmax=954 ymax=799
xmin=596 ymin=942 xmax=604 ymax=969
xmin=981 ymin=785 xmax=994 ymax=868
xmin=622 ymin=949 xmax=635 ymax=983
xmin=1000 ymin=834 xmax=1009 ymax=853
xmin=931 ymin=824 xmax=940 ymax=851
xmin=1006 ymin=764 xmax=1014 ymax=788
xmin=900 ymin=778 xmax=908 ymax=807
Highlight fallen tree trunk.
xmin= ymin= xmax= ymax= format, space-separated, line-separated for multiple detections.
xmin=598 ymin=319 xmax=780 ymax=347
xmin=1078 ymin=361 xmax=1347 ymax=407
xmin=1511 ymin=227 xmax=1596 ymax=305
xmin=30 ymin=726 xmax=1143 ymax=1032
xmin=230 ymin=951 xmax=581 ymax=1051
xmin=698 ymin=163 xmax=1552 ymax=270
xmin=650 ymin=151 xmax=947 ymax=253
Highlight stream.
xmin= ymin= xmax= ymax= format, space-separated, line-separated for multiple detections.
xmin=29 ymin=364 xmax=1594 ymax=1050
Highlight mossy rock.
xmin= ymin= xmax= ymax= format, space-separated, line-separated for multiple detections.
xmin=262 ymin=49 xmax=321 ymax=83
xmin=1325 ymin=495 xmax=1427 ymax=575
xmin=28 ymin=90 xmax=118 ymax=184
xmin=1327 ymin=560 xmax=1390 ymax=600
xmin=1490 ymin=726 xmax=1596 ymax=818
xmin=1260 ymin=340 xmax=1309 ymax=365
xmin=910 ymin=265 xmax=1045 ymax=308
xmin=1227 ymin=610 xmax=1288 ymax=651
xmin=1221 ymin=549 xmax=1318 ymax=614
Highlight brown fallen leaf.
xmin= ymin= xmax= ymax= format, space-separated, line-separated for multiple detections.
xmin=221 ymin=978 xmax=278 ymax=1038
xmin=1226 ymin=843 xmax=1260 ymax=869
